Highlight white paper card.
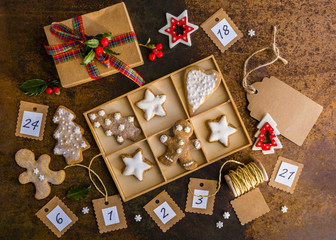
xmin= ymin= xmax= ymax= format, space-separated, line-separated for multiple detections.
xmin=192 ymin=189 xmax=209 ymax=209
xmin=153 ymin=201 xmax=176 ymax=224
xmin=102 ymin=206 xmax=120 ymax=226
xmin=46 ymin=205 xmax=72 ymax=232
xmin=211 ymin=18 xmax=237 ymax=47
xmin=20 ymin=111 xmax=43 ymax=137
xmin=274 ymin=161 xmax=299 ymax=187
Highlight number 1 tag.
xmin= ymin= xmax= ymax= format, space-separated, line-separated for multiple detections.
xmin=269 ymin=156 xmax=304 ymax=194
xmin=144 ymin=190 xmax=185 ymax=232
xmin=185 ymin=178 xmax=217 ymax=215
xmin=36 ymin=196 xmax=78 ymax=238
xmin=92 ymin=195 xmax=127 ymax=233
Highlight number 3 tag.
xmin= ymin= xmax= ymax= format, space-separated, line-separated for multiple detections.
xmin=144 ymin=190 xmax=185 ymax=232
xmin=36 ymin=196 xmax=78 ymax=238
xmin=269 ymin=156 xmax=304 ymax=194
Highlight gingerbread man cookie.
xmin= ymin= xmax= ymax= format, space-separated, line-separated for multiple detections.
xmin=89 ymin=110 xmax=141 ymax=144
xmin=159 ymin=120 xmax=201 ymax=170
xmin=15 ymin=149 xmax=66 ymax=200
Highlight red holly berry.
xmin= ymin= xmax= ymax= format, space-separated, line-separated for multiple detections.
xmin=156 ymin=51 xmax=163 ymax=58
xmin=45 ymin=87 xmax=53 ymax=94
xmin=100 ymin=37 xmax=109 ymax=47
xmin=53 ymin=86 xmax=61 ymax=94
xmin=95 ymin=46 xmax=103 ymax=54
xmin=148 ymin=53 xmax=156 ymax=61
xmin=155 ymin=43 xmax=163 ymax=50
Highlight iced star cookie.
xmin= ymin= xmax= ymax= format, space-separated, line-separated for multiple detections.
xmin=208 ymin=115 xmax=237 ymax=147
xmin=159 ymin=119 xmax=201 ymax=170
xmin=136 ymin=89 xmax=167 ymax=121
xmin=120 ymin=148 xmax=153 ymax=181
xmin=15 ymin=149 xmax=66 ymax=200
xmin=53 ymin=106 xmax=90 ymax=165
xmin=89 ymin=110 xmax=141 ymax=144
xmin=184 ymin=66 xmax=221 ymax=114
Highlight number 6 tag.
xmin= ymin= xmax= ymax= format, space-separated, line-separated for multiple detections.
xmin=144 ymin=190 xmax=185 ymax=232
xmin=36 ymin=196 xmax=78 ymax=238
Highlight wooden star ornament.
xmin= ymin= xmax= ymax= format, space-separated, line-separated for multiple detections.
xmin=158 ymin=10 xmax=199 ymax=48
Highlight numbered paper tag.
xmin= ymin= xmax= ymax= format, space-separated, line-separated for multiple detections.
xmin=36 ymin=196 xmax=78 ymax=238
xmin=185 ymin=178 xmax=217 ymax=215
xmin=269 ymin=156 xmax=304 ymax=193
xmin=15 ymin=101 xmax=48 ymax=140
xmin=92 ymin=195 xmax=127 ymax=233
xmin=144 ymin=190 xmax=185 ymax=232
xmin=201 ymin=8 xmax=242 ymax=53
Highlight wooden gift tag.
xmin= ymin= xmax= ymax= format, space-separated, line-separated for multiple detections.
xmin=247 ymin=77 xmax=323 ymax=146
xmin=92 ymin=195 xmax=127 ymax=233
xmin=201 ymin=8 xmax=242 ymax=53
xmin=185 ymin=178 xmax=217 ymax=215
xmin=269 ymin=156 xmax=303 ymax=194
xmin=231 ymin=188 xmax=270 ymax=225
xmin=36 ymin=196 xmax=78 ymax=238
xmin=15 ymin=101 xmax=48 ymax=140
xmin=144 ymin=190 xmax=185 ymax=232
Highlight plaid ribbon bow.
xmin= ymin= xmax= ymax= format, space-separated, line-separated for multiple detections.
xmin=44 ymin=16 xmax=145 ymax=86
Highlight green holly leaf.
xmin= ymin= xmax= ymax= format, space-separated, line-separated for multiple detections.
xmin=103 ymin=47 xmax=120 ymax=56
xmin=95 ymin=32 xmax=113 ymax=40
xmin=67 ymin=185 xmax=91 ymax=201
xmin=52 ymin=80 xmax=62 ymax=88
xmin=19 ymin=79 xmax=48 ymax=96
xmin=81 ymin=49 xmax=95 ymax=65
xmin=85 ymin=39 xmax=99 ymax=48
xmin=146 ymin=38 xmax=151 ymax=45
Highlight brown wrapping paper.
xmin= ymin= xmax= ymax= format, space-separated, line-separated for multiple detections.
xmin=44 ymin=2 xmax=143 ymax=88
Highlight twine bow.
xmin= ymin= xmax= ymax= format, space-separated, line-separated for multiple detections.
xmin=44 ymin=16 xmax=145 ymax=86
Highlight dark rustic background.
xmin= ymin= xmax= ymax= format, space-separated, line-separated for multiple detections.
xmin=0 ymin=0 xmax=335 ymax=239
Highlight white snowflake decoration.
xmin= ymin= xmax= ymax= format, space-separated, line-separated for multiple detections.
xmin=216 ymin=221 xmax=224 ymax=229
xmin=223 ymin=212 xmax=230 ymax=219
xmin=248 ymin=29 xmax=255 ymax=37
xmin=134 ymin=214 xmax=142 ymax=222
xmin=281 ymin=205 xmax=288 ymax=213
xmin=82 ymin=206 xmax=90 ymax=214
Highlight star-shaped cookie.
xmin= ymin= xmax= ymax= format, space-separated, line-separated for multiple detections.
xmin=136 ymin=89 xmax=166 ymax=121
xmin=208 ymin=115 xmax=237 ymax=147
xmin=158 ymin=10 xmax=199 ymax=48
xmin=120 ymin=149 xmax=153 ymax=181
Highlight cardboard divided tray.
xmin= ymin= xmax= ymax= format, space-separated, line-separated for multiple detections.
xmin=84 ymin=55 xmax=252 ymax=201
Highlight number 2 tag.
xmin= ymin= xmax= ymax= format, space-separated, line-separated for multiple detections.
xmin=144 ymin=190 xmax=185 ymax=232
xmin=36 ymin=196 xmax=78 ymax=238
xmin=269 ymin=156 xmax=304 ymax=194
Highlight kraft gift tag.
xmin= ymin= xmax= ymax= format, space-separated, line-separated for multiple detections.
xmin=247 ymin=76 xmax=323 ymax=146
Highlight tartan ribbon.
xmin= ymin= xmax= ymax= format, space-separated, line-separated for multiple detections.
xmin=44 ymin=15 xmax=144 ymax=86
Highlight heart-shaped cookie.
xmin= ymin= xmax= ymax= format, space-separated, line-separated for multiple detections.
xmin=184 ymin=66 xmax=221 ymax=114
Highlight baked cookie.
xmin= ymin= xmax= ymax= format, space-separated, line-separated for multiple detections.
xmin=53 ymin=106 xmax=90 ymax=165
xmin=89 ymin=110 xmax=141 ymax=144
xmin=208 ymin=115 xmax=237 ymax=147
xmin=184 ymin=66 xmax=221 ymax=114
xmin=136 ymin=89 xmax=167 ymax=121
xmin=159 ymin=119 xmax=201 ymax=170
xmin=15 ymin=149 xmax=66 ymax=200
xmin=120 ymin=148 xmax=153 ymax=181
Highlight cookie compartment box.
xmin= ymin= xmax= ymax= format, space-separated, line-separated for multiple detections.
xmin=84 ymin=55 xmax=252 ymax=202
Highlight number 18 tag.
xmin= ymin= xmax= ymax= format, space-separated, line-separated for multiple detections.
xmin=36 ymin=196 xmax=78 ymax=238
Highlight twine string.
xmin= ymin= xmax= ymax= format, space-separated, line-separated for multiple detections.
xmin=242 ymin=26 xmax=288 ymax=94
xmin=64 ymin=153 xmax=109 ymax=203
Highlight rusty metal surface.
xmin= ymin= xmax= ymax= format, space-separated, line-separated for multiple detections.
xmin=0 ymin=0 xmax=335 ymax=239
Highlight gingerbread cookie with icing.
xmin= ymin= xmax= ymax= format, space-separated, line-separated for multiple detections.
xmin=207 ymin=115 xmax=237 ymax=147
xmin=89 ymin=110 xmax=141 ymax=144
xmin=53 ymin=106 xmax=90 ymax=165
xmin=184 ymin=66 xmax=221 ymax=114
xmin=136 ymin=89 xmax=167 ymax=121
xmin=15 ymin=149 xmax=66 ymax=200
xmin=158 ymin=119 xmax=201 ymax=170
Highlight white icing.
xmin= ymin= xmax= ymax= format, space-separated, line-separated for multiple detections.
xmin=98 ymin=110 xmax=105 ymax=116
xmin=160 ymin=135 xmax=168 ymax=143
xmin=186 ymin=70 xmax=218 ymax=112
xmin=165 ymin=155 xmax=174 ymax=162
xmin=176 ymin=124 xmax=183 ymax=131
xmin=105 ymin=119 xmax=111 ymax=126
xmin=52 ymin=116 xmax=59 ymax=123
xmin=94 ymin=122 xmax=100 ymax=128
xmin=136 ymin=89 xmax=166 ymax=121
xmin=89 ymin=113 xmax=97 ymax=120
xmin=117 ymin=136 xmax=124 ymax=143
xmin=33 ymin=168 xmax=39 ymax=175
xmin=118 ymin=124 xmax=125 ymax=131
xmin=183 ymin=161 xmax=193 ymax=167
xmin=114 ymin=113 xmax=121 ymax=120
xmin=184 ymin=127 xmax=191 ymax=133
xmin=67 ymin=113 xmax=74 ymax=120
xmin=38 ymin=175 xmax=45 ymax=181
xmin=74 ymin=127 xmax=81 ymax=134
xmin=208 ymin=115 xmax=237 ymax=146
xmin=194 ymin=139 xmax=201 ymax=149
xmin=178 ymin=140 xmax=184 ymax=146
xmin=128 ymin=116 xmax=134 ymax=123
xmin=81 ymin=141 xmax=87 ymax=148
xmin=176 ymin=148 xmax=182 ymax=154
xmin=54 ymin=132 xmax=60 ymax=139
xmin=122 ymin=150 xmax=152 ymax=181
xmin=106 ymin=130 xmax=112 ymax=136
